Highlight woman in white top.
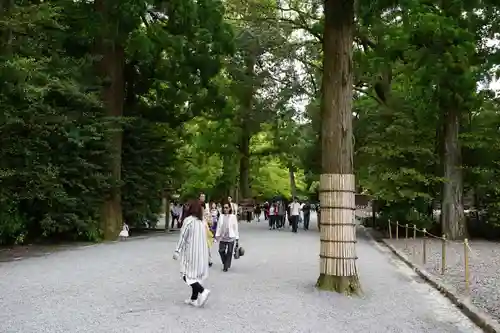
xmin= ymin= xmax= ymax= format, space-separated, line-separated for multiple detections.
xmin=215 ymin=203 xmax=239 ymax=272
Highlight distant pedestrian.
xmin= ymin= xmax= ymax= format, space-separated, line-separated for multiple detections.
xmin=210 ymin=202 xmax=220 ymax=236
xmin=216 ymin=203 xmax=240 ymax=272
xmin=302 ymin=201 xmax=311 ymax=230
xmin=227 ymin=196 xmax=238 ymax=221
xmin=119 ymin=223 xmax=129 ymax=240
xmin=199 ymin=192 xmax=214 ymax=267
xmin=171 ymin=202 xmax=182 ymax=229
xmin=254 ymin=204 xmax=261 ymax=222
xmin=173 ymin=199 xmax=211 ymax=307
xmin=277 ymin=201 xmax=286 ymax=228
xmin=269 ymin=201 xmax=277 ymax=230
xmin=289 ymin=198 xmax=301 ymax=233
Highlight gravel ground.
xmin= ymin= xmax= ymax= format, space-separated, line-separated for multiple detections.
xmin=386 ymin=235 xmax=500 ymax=322
xmin=0 ymin=213 xmax=481 ymax=333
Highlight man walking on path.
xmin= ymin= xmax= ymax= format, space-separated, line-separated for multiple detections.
xmin=289 ymin=198 xmax=301 ymax=233
xmin=302 ymin=201 xmax=311 ymax=230
xmin=269 ymin=201 xmax=277 ymax=230
xmin=277 ymin=200 xmax=286 ymax=229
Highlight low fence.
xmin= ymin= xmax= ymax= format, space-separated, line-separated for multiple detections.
xmin=386 ymin=220 xmax=474 ymax=295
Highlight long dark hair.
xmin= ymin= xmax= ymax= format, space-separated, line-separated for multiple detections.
xmin=181 ymin=199 xmax=203 ymax=223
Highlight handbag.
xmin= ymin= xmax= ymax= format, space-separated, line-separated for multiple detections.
xmin=234 ymin=244 xmax=245 ymax=259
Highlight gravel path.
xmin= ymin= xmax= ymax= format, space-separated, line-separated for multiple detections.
xmin=386 ymin=236 xmax=500 ymax=322
xmin=0 ymin=214 xmax=481 ymax=333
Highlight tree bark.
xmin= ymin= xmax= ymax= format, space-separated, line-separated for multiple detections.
xmin=163 ymin=190 xmax=170 ymax=231
xmin=0 ymin=0 xmax=13 ymax=55
xmin=316 ymin=0 xmax=360 ymax=295
xmin=238 ymin=55 xmax=256 ymax=201
xmin=95 ymin=0 xmax=125 ymax=240
xmin=239 ymin=122 xmax=251 ymax=200
xmin=288 ymin=164 xmax=297 ymax=199
xmin=441 ymin=108 xmax=466 ymax=240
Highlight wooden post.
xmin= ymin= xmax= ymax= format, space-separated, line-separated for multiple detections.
xmin=371 ymin=202 xmax=376 ymax=228
xmin=464 ymin=238 xmax=470 ymax=294
xmin=413 ymin=224 xmax=416 ymax=239
xmin=441 ymin=234 xmax=446 ymax=275
xmin=422 ymin=228 xmax=427 ymax=264
xmin=388 ymin=220 xmax=392 ymax=239
xmin=395 ymin=222 xmax=399 ymax=240
xmin=405 ymin=224 xmax=408 ymax=249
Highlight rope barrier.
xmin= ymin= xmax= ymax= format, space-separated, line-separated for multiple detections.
xmin=388 ymin=220 xmax=464 ymax=243
xmin=384 ymin=219 xmax=474 ymax=295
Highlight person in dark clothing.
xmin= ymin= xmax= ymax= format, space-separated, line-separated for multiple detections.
xmin=302 ymin=202 xmax=311 ymax=230
xmin=264 ymin=202 xmax=269 ymax=220
xmin=285 ymin=200 xmax=291 ymax=227
xmin=254 ymin=204 xmax=261 ymax=222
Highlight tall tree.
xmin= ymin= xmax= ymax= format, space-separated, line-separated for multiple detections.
xmin=316 ymin=0 xmax=360 ymax=294
xmin=94 ymin=0 xmax=130 ymax=240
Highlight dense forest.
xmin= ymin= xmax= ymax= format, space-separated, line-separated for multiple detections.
xmin=1 ymin=0 xmax=500 ymax=245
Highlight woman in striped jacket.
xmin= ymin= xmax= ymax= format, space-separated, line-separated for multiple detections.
xmin=173 ymin=199 xmax=211 ymax=307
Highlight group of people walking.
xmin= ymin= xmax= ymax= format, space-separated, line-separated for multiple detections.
xmin=171 ymin=193 xmax=318 ymax=308
xmin=265 ymin=198 xmax=313 ymax=232
xmin=172 ymin=193 xmax=241 ymax=308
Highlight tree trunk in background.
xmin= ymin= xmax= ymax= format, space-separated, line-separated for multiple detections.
xmin=162 ymin=190 xmax=170 ymax=231
xmin=441 ymin=108 xmax=466 ymax=240
xmin=316 ymin=0 xmax=360 ymax=295
xmin=95 ymin=0 xmax=124 ymax=240
xmin=238 ymin=55 xmax=256 ymax=201
xmin=288 ymin=164 xmax=297 ymax=199
xmin=0 ymin=0 xmax=13 ymax=55
xmin=239 ymin=123 xmax=251 ymax=200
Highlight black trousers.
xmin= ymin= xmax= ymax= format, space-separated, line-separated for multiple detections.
xmin=290 ymin=215 xmax=299 ymax=232
xmin=170 ymin=214 xmax=179 ymax=228
xmin=303 ymin=212 xmax=310 ymax=230
xmin=219 ymin=241 xmax=235 ymax=270
xmin=277 ymin=215 xmax=285 ymax=228
xmin=269 ymin=215 xmax=275 ymax=228
xmin=183 ymin=276 xmax=204 ymax=300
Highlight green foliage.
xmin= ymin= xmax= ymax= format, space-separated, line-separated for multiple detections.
xmin=0 ymin=0 xmax=235 ymax=244
xmin=7 ymin=0 xmax=500 ymax=245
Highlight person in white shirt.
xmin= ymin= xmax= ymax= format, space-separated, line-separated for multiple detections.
xmin=171 ymin=202 xmax=183 ymax=229
xmin=215 ymin=203 xmax=240 ymax=272
xmin=289 ymin=198 xmax=301 ymax=233
xmin=269 ymin=202 xmax=276 ymax=230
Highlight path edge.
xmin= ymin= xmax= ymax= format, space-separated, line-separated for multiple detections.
xmin=0 ymin=230 xmax=176 ymax=264
xmin=360 ymin=225 xmax=500 ymax=333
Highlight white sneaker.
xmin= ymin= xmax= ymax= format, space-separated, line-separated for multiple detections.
xmin=184 ymin=299 xmax=197 ymax=306
xmin=197 ymin=289 xmax=211 ymax=307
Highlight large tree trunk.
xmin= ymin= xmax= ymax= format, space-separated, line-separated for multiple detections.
xmin=95 ymin=0 xmax=125 ymax=240
xmin=239 ymin=123 xmax=251 ymax=200
xmin=316 ymin=0 xmax=360 ymax=295
xmin=441 ymin=108 xmax=466 ymax=240
xmin=288 ymin=164 xmax=297 ymax=198
xmin=238 ymin=55 xmax=256 ymax=201
xmin=0 ymin=0 xmax=13 ymax=54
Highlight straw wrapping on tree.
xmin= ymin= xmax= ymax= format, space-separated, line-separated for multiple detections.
xmin=319 ymin=173 xmax=357 ymax=277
